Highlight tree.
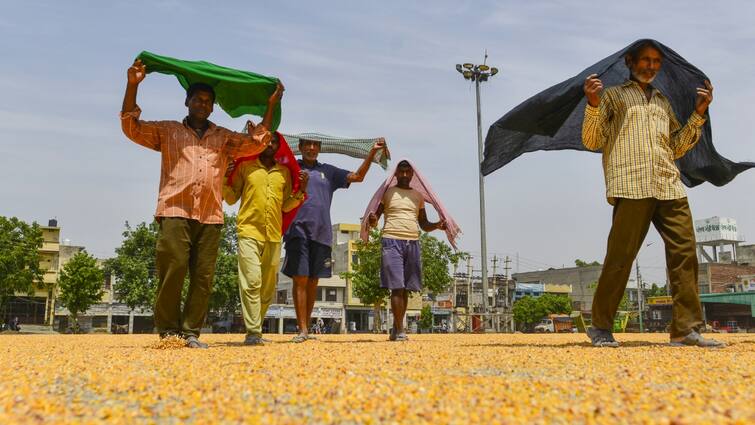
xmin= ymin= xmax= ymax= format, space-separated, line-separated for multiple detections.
xmin=575 ymin=259 xmax=601 ymax=268
xmin=419 ymin=232 xmax=466 ymax=294
xmin=647 ymin=283 xmax=667 ymax=297
xmin=537 ymin=293 xmax=572 ymax=315
xmin=419 ymin=304 xmax=433 ymax=331
xmin=208 ymin=213 xmax=241 ymax=317
xmin=105 ymin=221 xmax=159 ymax=312
xmin=58 ymin=251 xmax=104 ymax=332
xmin=340 ymin=228 xmax=389 ymax=332
xmin=0 ymin=216 xmax=44 ymax=317
xmin=513 ymin=294 xmax=571 ymax=331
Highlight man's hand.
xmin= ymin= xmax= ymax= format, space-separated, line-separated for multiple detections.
xmin=695 ymin=80 xmax=713 ymax=116
xmin=298 ymin=170 xmax=309 ymax=192
xmin=368 ymin=213 xmax=378 ymax=228
xmin=269 ymin=82 xmax=285 ymax=106
xmin=584 ymin=74 xmax=603 ymax=108
xmin=436 ymin=221 xmax=448 ymax=231
xmin=127 ymin=59 xmax=146 ymax=85
xmin=371 ymin=138 xmax=388 ymax=157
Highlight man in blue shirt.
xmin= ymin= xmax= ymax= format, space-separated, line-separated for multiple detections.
xmin=283 ymin=138 xmax=386 ymax=342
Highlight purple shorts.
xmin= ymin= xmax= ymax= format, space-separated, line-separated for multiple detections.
xmin=380 ymin=238 xmax=422 ymax=292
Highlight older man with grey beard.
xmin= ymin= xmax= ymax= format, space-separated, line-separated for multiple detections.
xmin=581 ymin=40 xmax=723 ymax=348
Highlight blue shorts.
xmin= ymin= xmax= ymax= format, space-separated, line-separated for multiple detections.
xmin=380 ymin=238 xmax=422 ymax=292
xmin=282 ymin=238 xmax=333 ymax=278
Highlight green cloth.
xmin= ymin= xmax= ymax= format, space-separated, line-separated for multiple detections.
xmin=137 ymin=51 xmax=282 ymax=131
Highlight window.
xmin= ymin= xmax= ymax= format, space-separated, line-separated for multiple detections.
xmin=326 ymin=288 xmax=338 ymax=302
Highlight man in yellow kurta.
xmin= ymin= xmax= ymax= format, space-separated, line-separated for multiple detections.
xmin=224 ymin=134 xmax=308 ymax=345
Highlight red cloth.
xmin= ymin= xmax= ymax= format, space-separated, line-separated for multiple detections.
xmin=227 ymin=132 xmax=304 ymax=234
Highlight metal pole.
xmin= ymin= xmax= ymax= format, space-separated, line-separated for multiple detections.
xmin=635 ymin=260 xmax=644 ymax=333
xmin=475 ymin=78 xmax=489 ymax=331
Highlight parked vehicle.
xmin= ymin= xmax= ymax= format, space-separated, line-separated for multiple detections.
xmin=534 ymin=314 xmax=573 ymax=333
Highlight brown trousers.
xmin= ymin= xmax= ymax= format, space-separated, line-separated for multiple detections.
xmin=154 ymin=217 xmax=221 ymax=338
xmin=591 ymin=198 xmax=703 ymax=338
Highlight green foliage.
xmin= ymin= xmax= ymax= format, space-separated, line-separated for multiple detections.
xmin=647 ymin=283 xmax=667 ymax=297
xmin=340 ymin=228 xmax=389 ymax=308
xmin=105 ymin=221 xmax=159 ymax=311
xmin=419 ymin=232 xmax=466 ymax=294
xmin=618 ymin=292 xmax=631 ymax=311
xmin=0 ymin=216 xmax=44 ymax=315
xmin=419 ymin=304 xmax=433 ymax=330
xmin=513 ymin=293 xmax=572 ymax=330
xmin=58 ymin=251 xmax=104 ymax=329
xmin=575 ymin=259 xmax=601 ymax=268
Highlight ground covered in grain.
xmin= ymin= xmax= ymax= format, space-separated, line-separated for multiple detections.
xmin=1 ymin=333 xmax=753 ymax=424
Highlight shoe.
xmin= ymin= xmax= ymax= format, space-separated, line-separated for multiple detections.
xmin=185 ymin=336 xmax=209 ymax=349
xmin=395 ymin=332 xmax=408 ymax=342
xmin=389 ymin=328 xmax=396 ymax=341
xmin=669 ymin=331 xmax=726 ymax=348
xmin=306 ymin=334 xmax=318 ymax=340
xmin=243 ymin=335 xmax=264 ymax=346
xmin=260 ymin=337 xmax=273 ymax=343
xmin=291 ymin=334 xmax=308 ymax=343
xmin=586 ymin=327 xmax=619 ymax=347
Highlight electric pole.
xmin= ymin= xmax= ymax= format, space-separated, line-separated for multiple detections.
xmin=636 ymin=260 xmax=644 ymax=333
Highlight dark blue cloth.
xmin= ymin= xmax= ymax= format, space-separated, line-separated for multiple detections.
xmin=380 ymin=238 xmax=422 ymax=292
xmin=284 ymin=160 xmax=350 ymax=246
xmin=481 ymin=39 xmax=754 ymax=187
xmin=282 ymin=238 xmax=333 ymax=278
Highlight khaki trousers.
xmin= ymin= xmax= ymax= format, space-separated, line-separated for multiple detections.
xmin=591 ymin=198 xmax=703 ymax=338
xmin=238 ymin=237 xmax=281 ymax=336
xmin=154 ymin=217 xmax=221 ymax=338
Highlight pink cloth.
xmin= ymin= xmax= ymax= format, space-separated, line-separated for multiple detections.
xmin=360 ymin=158 xmax=461 ymax=249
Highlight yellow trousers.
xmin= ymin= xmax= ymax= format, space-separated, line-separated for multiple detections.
xmin=238 ymin=237 xmax=281 ymax=336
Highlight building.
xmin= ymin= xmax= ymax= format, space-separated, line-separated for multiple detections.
xmin=513 ymin=265 xmax=602 ymax=311
xmin=700 ymin=292 xmax=755 ymax=331
xmin=698 ymin=263 xmax=755 ymax=294
xmin=513 ymin=282 xmax=544 ymax=301
xmin=3 ymin=219 xmax=83 ymax=327
xmin=54 ymin=267 xmax=154 ymax=334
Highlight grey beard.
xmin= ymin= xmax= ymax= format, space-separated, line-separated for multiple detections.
xmin=632 ymin=70 xmax=656 ymax=84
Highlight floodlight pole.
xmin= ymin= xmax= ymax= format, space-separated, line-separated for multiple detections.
xmin=474 ymin=76 xmax=490 ymax=331
xmin=456 ymin=56 xmax=498 ymax=331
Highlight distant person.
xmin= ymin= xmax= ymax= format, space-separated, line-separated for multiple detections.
xmin=365 ymin=160 xmax=456 ymax=342
xmin=120 ymin=58 xmax=283 ymax=348
xmin=11 ymin=316 xmax=20 ymax=332
xmin=582 ymin=41 xmax=723 ymax=348
xmin=283 ymin=138 xmax=387 ymax=343
xmin=224 ymin=134 xmax=307 ymax=346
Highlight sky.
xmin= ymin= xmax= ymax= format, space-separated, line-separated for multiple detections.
xmin=1 ymin=1 xmax=753 ymax=286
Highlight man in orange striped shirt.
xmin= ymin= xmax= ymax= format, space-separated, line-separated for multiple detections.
xmin=120 ymin=59 xmax=283 ymax=348
xmin=582 ymin=41 xmax=723 ymax=348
